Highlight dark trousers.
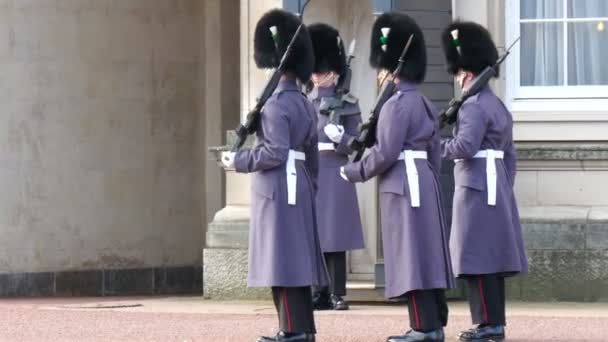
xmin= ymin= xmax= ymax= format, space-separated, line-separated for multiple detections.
xmin=462 ymin=273 xmax=506 ymax=326
xmin=313 ymin=251 xmax=346 ymax=296
xmin=272 ymin=287 xmax=316 ymax=334
xmin=406 ymin=289 xmax=448 ymax=332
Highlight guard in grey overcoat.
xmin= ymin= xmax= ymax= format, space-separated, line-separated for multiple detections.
xmin=342 ymin=13 xmax=455 ymax=342
xmin=440 ymin=21 xmax=528 ymax=342
xmin=307 ymin=23 xmax=365 ymax=312
xmin=219 ymin=9 xmax=327 ymax=342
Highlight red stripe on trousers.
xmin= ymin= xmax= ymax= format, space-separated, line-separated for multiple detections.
xmin=478 ymin=276 xmax=489 ymax=323
xmin=411 ymin=293 xmax=421 ymax=330
xmin=283 ymin=288 xmax=293 ymax=332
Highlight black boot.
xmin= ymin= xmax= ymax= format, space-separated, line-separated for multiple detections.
xmin=330 ymin=294 xmax=349 ymax=311
xmin=387 ymin=329 xmax=445 ymax=342
xmin=312 ymin=291 xmax=331 ymax=310
xmin=257 ymin=331 xmax=315 ymax=342
xmin=458 ymin=325 xmax=505 ymax=341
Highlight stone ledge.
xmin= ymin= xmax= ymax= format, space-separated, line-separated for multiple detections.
xmin=520 ymin=206 xmax=608 ymax=223
xmin=517 ymin=143 xmax=608 ymax=161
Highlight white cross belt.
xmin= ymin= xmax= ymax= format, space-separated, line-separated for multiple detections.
xmin=397 ymin=150 xmax=428 ymax=207
xmin=287 ymin=150 xmax=306 ymax=205
xmin=472 ymin=149 xmax=504 ymax=206
xmin=317 ymin=142 xmax=335 ymax=151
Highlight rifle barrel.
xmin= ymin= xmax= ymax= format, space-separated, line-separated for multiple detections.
xmin=438 ymin=37 xmax=520 ymax=129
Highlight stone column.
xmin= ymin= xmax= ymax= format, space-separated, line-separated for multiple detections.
xmin=203 ymin=153 xmax=267 ymax=299
xmin=203 ymin=0 xmax=282 ymax=300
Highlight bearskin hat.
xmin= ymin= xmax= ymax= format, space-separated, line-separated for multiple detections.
xmin=369 ymin=12 xmax=427 ymax=83
xmin=308 ymin=23 xmax=347 ymax=78
xmin=254 ymin=9 xmax=314 ymax=83
xmin=441 ymin=21 xmax=499 ymax=77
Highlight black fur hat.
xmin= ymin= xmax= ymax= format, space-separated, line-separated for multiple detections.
xmin=308 ymin=23 xmax=347 ymax=78
xmin=441 ymin=21 xmax=499 ymax=77
xmin=254 ymin=9 xmax=314 ymax=83
xmin=369 ymin=12 xmax=426 ymax=83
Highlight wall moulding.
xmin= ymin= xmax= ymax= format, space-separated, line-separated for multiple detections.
xmin=516 ymin=143 xmax=608 ymax=171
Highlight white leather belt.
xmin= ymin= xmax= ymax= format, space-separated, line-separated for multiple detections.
xmin=287 ymin=150 xmax=306 ymax=205
xmin=317 ymin=142 xmax=335 ymax=151
xmin=397 ymin=150 xmax=427 ymax=207
xmin=472 ymin=149 xmax=504 ymax=206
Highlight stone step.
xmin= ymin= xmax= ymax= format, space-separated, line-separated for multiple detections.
xmin=345 ymin=280 xmax=385 ymax=302
xmin=345 ymin=280 xmax=467 ymax=303
xmin=345 ymin=272 xmax=374 ymax=281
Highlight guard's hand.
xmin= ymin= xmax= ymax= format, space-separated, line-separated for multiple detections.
xmin=220 ymin=151 xmax=236 ymax=169
xmin=339 ymin=166 xmax=350 ymax=182
xmin=357 ymin=121 xmax=374 ymax=136
xmin=324 ymin=124 xmax=344 ymax=143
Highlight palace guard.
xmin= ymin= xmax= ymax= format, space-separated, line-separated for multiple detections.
xmin=307 ymin=22 xmax=365 ymax=311
xmin=440 ymin=21 xmax=528 ymax=342
xmin=341 ymin=12 xmax=455 ymax=342
xmin=219 ymin=9 xmax=327 ymax=342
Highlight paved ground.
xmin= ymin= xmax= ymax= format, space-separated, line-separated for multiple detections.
xmin=0 ymin=297 xmax=607 ymax=341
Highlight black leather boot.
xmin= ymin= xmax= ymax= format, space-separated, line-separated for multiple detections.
xmin=387 ymin=329 xmax=445 ymax=342
xmin=458 ymin=325 xmax=505 ymax=341
xmin=256 ymin=331 xmax=315 ymax=342
xmin=312 ymin=291 xmax=331 ymax=310
xmin=330 ymin=294 xmax=349 ymax=311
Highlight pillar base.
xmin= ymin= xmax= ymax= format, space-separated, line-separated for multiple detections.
xmin=203 ymin=205 xmax=270 ymax=300
xmin=203 ymin=248 xmax=269 ymax=300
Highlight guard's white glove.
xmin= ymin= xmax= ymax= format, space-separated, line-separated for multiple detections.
xmin=340 ymin=166 xmax=350 ymax=181
xmin=324 ymin=124 xmax=344 ymax=144
xmin=220 ymin=151 xmax=236 ymax=169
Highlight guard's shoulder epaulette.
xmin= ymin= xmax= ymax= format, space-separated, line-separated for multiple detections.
xmin=394 ymin=90 xmax=406 ymax=100
xmin=341 ymin=92 xmax=359 ymax=104
xmin=466 ymin=91 xmax=483 ymax=104
xmin=274 ymin=89 xmax=286 ymax=99
xmin=261 ymin=92 xmax=281 ymax=111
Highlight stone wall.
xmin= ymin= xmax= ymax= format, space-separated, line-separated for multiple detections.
xmin=0 ymin=0 xmax=204 ymax=275
xmin=509 ymin=144 xmax=608 ymax=301
xmin=450 ymin=0 xmax=608 ymax=302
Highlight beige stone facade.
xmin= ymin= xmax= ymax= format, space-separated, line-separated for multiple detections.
xmin=454 ymin=1 xmax=608 ymax=217
xmin=0 ymin=0 xmax=239 ymax=275
xmin=2 ymin=0 xmax=607 ymax=300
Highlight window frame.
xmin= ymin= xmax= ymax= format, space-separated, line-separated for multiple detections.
xmin=505 ymin=0 xmax=608 ymax=113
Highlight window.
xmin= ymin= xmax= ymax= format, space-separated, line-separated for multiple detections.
xmin=506 ymin=0 xmax=608 ymax=109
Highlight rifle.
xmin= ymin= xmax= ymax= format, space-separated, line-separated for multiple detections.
xmin=318 ymin=40 xmax=358 ymax=126
xmin=439 ymin=37 xmax=520 ymax=129
xmin=351 ymin=34 xmax=414 ymax=162
xmin=214 ymin=0 xmax=311 ymax=153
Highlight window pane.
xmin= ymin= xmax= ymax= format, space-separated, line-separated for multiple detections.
xmin=568 ymin=0 xmax=608 ymax=18
xmin=521 ymin=0 xmax=563 ymax=19
xmin=568 ymin=22 xmax=608 ymax=85
xmin=521 ymin=23 xmax=564 ymax=86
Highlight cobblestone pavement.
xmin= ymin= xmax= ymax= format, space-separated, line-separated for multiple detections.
xmin=0 ymin=297 xmax=607 ymax=341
